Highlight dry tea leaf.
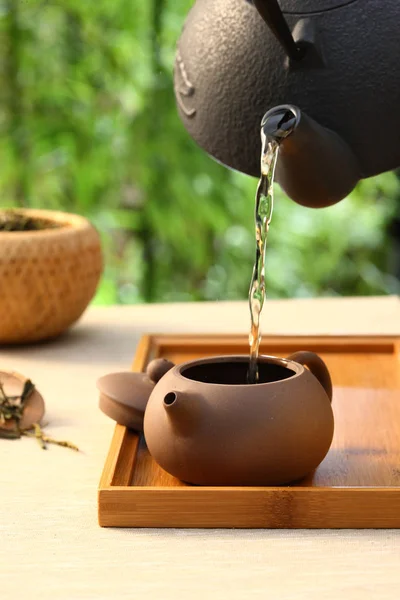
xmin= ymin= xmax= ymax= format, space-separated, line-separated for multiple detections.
xmin=0 ymin=370 xmax=79 ymax=451
xmin=0 ymin=370 xmax=45 ymax=434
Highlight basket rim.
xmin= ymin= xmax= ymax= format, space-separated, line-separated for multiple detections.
xmin=0 ymin=209 xmax=93 ymax=237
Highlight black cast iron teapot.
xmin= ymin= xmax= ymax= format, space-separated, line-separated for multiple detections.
xmin=174 ymin=0 xmax=400 ymax=207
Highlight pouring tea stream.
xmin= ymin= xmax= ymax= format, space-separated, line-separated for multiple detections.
xmin=248 ymin=106 xmax=297 ymax=383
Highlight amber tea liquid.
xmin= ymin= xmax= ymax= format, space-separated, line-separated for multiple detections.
xmin=247 ymin=140 xmax=278 ymax=384
xmin=247 ymin=108 xmax=297 ymax=384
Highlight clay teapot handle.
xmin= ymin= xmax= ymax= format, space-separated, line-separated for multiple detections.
xmin=286 ymin=351 xmax=332 ymax=402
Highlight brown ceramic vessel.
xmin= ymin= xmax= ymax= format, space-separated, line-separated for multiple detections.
xmin=144 ymin=351 xmax=334 ymax=486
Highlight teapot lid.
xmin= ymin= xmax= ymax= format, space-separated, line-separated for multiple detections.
xmin=278 ymin=0 xmax=357 ymax=12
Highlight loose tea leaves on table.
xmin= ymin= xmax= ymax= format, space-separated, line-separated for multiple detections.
xmin=21 ymin=423 xmax=80 ymax=451
xmin=0 ymin=378 xmax=35 ymax=438
xmin=0 ymin=372 xmax=79 ymax=451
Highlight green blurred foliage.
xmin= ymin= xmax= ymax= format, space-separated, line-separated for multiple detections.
xmin=1 ymin=0 xmax=399 ymax=304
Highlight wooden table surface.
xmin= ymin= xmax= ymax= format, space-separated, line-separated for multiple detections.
xmin=1 ymin=296 xmax=400 ymax=600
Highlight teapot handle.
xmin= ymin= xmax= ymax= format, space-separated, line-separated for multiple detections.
xmin=286 ymin=351 xmax=333 ymax=402
xmin=253 ymin=0 xmax=304 ymax=61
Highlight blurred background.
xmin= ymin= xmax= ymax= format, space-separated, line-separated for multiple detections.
xmin=1 ymin=0 xmax=400 ymax=305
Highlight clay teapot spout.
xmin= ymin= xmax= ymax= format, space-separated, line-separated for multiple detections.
xmin=164 ymin=391 xmax=180 ymax=410
xmin=162 ymin=390 xmax=199 ymax=435
xmin=262 ymin=105 xmax=360 ymax=208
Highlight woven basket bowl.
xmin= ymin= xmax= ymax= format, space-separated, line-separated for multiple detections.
xmin=0 ymin=209 xmax=103 ymax=344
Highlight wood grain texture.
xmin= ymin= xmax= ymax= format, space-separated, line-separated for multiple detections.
xmin=98 ymin=334 xmax=400 ymax=528
xmin=99 ymin=487 xmax=400 ymax=528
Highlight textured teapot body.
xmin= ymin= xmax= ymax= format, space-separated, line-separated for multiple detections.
xmin=144 ymin=355 xmax=334 ymax=486
xmin=174 ymin=0 xmax=400 ymax=181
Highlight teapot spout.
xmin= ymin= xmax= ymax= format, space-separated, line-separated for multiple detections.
xmin=262 ymin=105 xmax=360 ymax=208
xmin=163 ymin=391 xmax=198 ymax=435
xmin=164 ymin=391 xmax=180 ymax=409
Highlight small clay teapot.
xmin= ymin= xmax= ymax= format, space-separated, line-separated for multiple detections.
xmin=144 ymin=351 xmax=334 ymax=486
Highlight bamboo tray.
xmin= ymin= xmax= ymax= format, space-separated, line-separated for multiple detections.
xmin=99 ymin=334 xmax=400 ymax=528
